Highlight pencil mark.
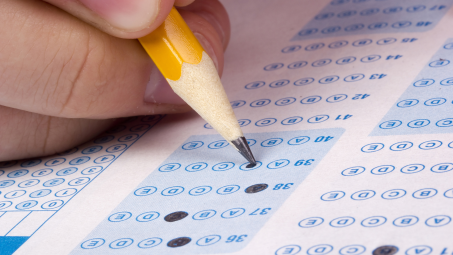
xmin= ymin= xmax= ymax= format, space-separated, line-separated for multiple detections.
xmin=245 ymin=184 xmax=268 ymax=194
xmin=167 ymin=237 xmax=191 ymax=247
xmin=164 ymin=211 xmax=188 ymax=222
xmin=373 ymin=245 xmax=398 ymax=255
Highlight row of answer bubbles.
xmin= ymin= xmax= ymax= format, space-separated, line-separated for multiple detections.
xmin=397 ymin=98 xmax=453 ymax=108
xmin=263 ymin=54 xmax=385 ymax=71
xmin=0 ymin=177 xmax=90 ymax=190
xmin=0 ymin=131 xmax=146 ymax=169
xmin=181 ymin=135 xmax=333 ymax=150
xmin=277 ymin=244 xmax=434 ymax=255
xmin=361 ymin=140 xmax=453 ymax=153
xmin=158 ymin=158 xmax=311 ymax=172
xmin=315 ymin=5 xmax=442 ymax=19
xmin=379 ymin=112 xmax=451 ymax=133
xmin=107 ymin=206 xmax=271 ymax=224
xmin=159 ymin=158 xmax=314 ymax=172
xmin=56 ymin=116 xmax=163 ymax=156
xmin=230 ymin=94 xmax=369 ymax=109
xmin=297 ymin=21 xmax=432 ymax=38
xmin=204 ymin=115 xmax=342 ymax=129
xmin=299 ymin=214 xmax=451 ymax=228
xmin=1 ymin=153 xmax=118 ymax=170
xmin=331 ymin=0 xmax=446 ymax=7
xmin=81 ymin=233 xmax=245 ymax=250
xmin=412 ymin=77 xmax=453 ymax=87
xmin=0 ymin=187 xmax=77 ymax=199
xmin=92 ymin=134 xmax=140 ymax=145
xmin=245 ymin=73 xmax=378 ymax=89
xmin=342 ymin=163 xmax=453 ymax=176
xmin=281 ymin=37 xmax=407 ymax=53
xmin=321 ymin=187 xmax=453 ymax=201
xmin=133 ymin=183 xmax=270 ymax=197
xmin=0 ymin=166 xmax=102 ymax=179
xmin=103 ymin=117 xmax=161 ymax=135
xmin=0 ymin=199 xmax=65 ymax=210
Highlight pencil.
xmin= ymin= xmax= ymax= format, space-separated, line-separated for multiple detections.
xmin=138 ymin=7 xmax=256 ymax=166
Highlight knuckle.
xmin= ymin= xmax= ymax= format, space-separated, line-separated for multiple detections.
xmin=58 ymin=34 xmax=114 ymax=118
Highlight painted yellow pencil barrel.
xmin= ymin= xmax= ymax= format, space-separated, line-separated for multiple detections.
xmin=137 ymin=6 xmax=256 ymax=164
xmin=138 ymin=7 xmax=204 ymax=81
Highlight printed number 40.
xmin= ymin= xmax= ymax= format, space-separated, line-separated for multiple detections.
xmin=315 ymin=136 xmax=333 ymax=142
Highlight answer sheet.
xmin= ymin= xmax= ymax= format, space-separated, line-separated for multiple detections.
xmin=2 ymin=0 xmax=453 ymax=254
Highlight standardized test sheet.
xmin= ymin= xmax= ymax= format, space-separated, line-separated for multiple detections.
xmin=2 ymin=0 xmax=453 ymax=254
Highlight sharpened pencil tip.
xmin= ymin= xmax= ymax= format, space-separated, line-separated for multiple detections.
xmin=231 ymin=136 xmax=257 ymax=165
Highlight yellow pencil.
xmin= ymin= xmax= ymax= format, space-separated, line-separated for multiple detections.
xmin=138 ymin=7 xmax=256 ymax=166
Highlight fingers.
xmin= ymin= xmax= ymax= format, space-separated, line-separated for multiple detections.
xmin=178 ymin=0 xmax=231 ymax=50
xmin=43 ymin=0 xmax=175 ymax=38
xmin=174 ymin=0 xmax=196 ymax=7
xmin=44 ymin=0 xmax=203 ymax=39
xmin=0 ymin=105 xmax=116 ymax=161
xmin=0 ymin=0 xmax=230 ymax=119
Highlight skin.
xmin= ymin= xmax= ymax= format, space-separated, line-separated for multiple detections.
xmin=0 ymin=0 xmax=230 ymax=161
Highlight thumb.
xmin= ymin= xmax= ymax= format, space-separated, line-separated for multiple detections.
xmin=43 ymin=0 xmax=195 ymax=39
xmin=0 ymin=0 xmax=227 ymax=119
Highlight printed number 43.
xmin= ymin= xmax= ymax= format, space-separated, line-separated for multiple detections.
xmin=370 ymin=74 xmax=386 ymax=79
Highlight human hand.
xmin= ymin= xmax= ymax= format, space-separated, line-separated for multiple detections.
xmin=0 ymin=0 xmax=230 ymax=161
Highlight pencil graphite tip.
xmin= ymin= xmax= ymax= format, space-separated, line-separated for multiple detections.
xmin=231 ymin=136 xmax=257 ymax=166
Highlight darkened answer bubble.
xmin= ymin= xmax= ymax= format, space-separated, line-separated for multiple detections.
xmin=167 ymin=237 xmax=191 ymax=248
xmin=164 ymin=211 xmax=188 ymax=222
xmin=245 ymin=183 xmax=268 ymax=194
xmin=372 ymin=245 xmax=398 ymax=255
xmin=246 ymin=163 xmax=256 ymax=168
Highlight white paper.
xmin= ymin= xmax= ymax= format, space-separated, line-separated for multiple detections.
xmin=2 ymin=0 xmax=453 ymax=254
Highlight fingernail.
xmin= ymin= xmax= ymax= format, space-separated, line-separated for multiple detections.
xmin=194 ymin=32 xmax=219 ymax=72
xmin=196 ymin=13 xmax=226 ymax=47
xmin=79 ymin=0 xmax=161 ymax=32
xmin=144 ymin=62 xmax=186 ymax=105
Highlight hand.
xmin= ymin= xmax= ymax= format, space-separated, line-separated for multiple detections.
xmin=0 ymin=0 xmax=230 ymax=161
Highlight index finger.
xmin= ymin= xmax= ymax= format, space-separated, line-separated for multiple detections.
xmin=43 ymin=0 xmax=194 ymax=38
